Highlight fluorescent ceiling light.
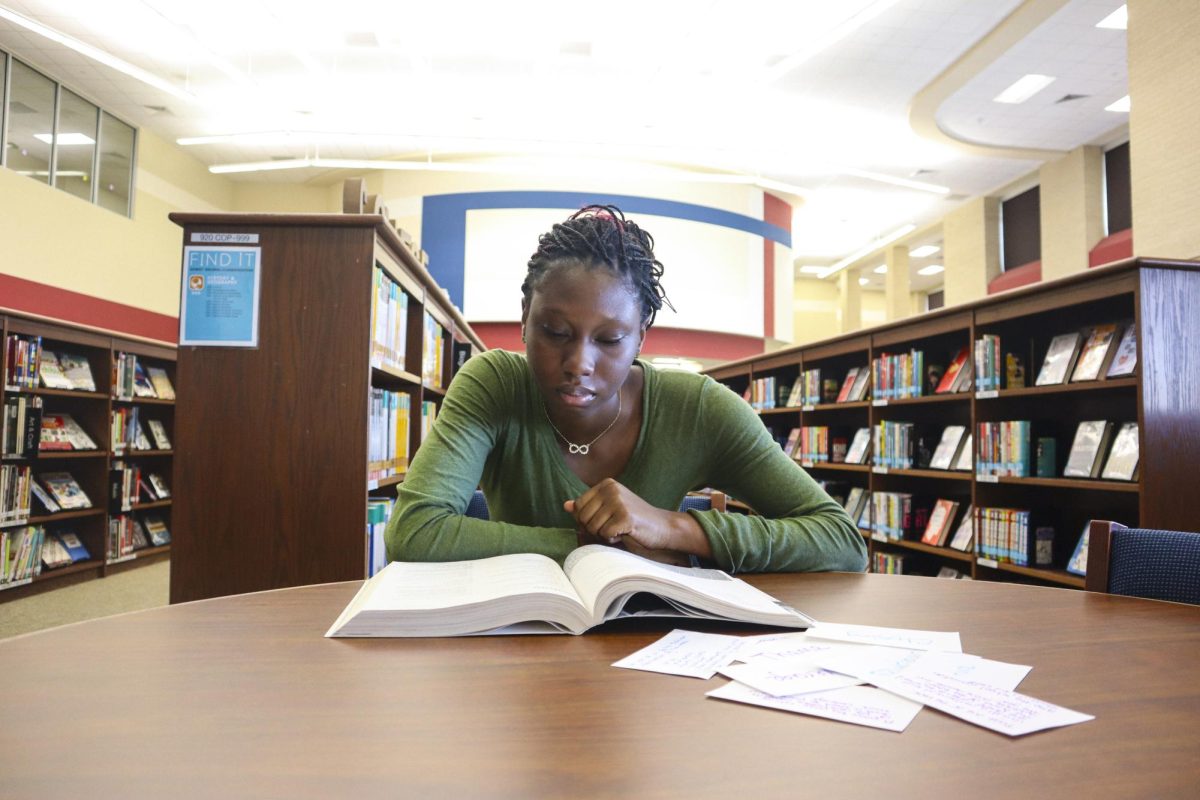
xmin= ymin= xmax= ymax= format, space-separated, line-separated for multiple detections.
xmin=34 ymin=133 xmax=95 ymax=146
xmin=1096 ymin=5 xmax=1127 ymax=29
xmin=0 ymin=6 xmax=198 ymax=104
xmin=817 ymin=223 xmax=917 ymax=279
xmin=910 ymin=245 xmax=940 ymax=258
xmin=1105 ymin=95 xmax=1130 ymax=113
xmin=798 ymin=265 xmax=829 ymax=275
xmin=993 ymin=74 xmax=1055 ymax=104
xmin=16 ymin=170 xmax=87 ymax=177
xmin=873 ymin=264 xmax=888 ymax=274
xmin=858 ymin=277 xmax=870 ymax=286
xmin=917 ymin=264 xmax=945 ymax=276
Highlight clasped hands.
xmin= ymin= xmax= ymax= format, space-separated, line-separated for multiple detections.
xmin=564 ymin=478 xmax=712 ymax=565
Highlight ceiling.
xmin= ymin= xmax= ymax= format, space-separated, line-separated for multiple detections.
xmin=0 ymin=0 xmax=1130 ymax=293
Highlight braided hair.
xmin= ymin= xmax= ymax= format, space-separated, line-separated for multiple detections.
xmin=522 ymin=205 xmax=674 ymax=328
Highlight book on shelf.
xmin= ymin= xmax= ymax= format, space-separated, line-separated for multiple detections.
xmin=1070 ymin=324 xmax=1120 ymax=382
xmin=40 ymin=413 xmax=98 ymax=451
xmin=29 ymin=481 xmax=60 ymax=514
xmin=844 ymin=428 xmax=871 ymax=465
xmin=36 ymin=351 xmax=76 ymax=391
xmin=147 ymin=473 xmax=171 ymax=498
xmin=1100 ymin=422 xmax=1139 ymax=481
xmin=58 ymin=353 xmax=97 ymax=392
xmin=948 ymin=505 xmax=975 ymax=552
xmin=935 ymin=347 xmax=969 ymax=394
xmin=1035 ymin=332 xmax=1083 ymax=386
xmin=1106 ymin=325 xmax=1137 ymax=378
xmin=928 ymin=425 xmax=967 ymax=470
xmin=835 ymin=368 xmax=859 ymax=403
xmin=1063 ymin=421 xmax=1115 ymax=479
xmin=1035 ymin=437 xmax=1057 ymax=477
xmin=2 ymin=395 xmax=43 ymax=457
xmin=147 ymin=420 xmax=172 ymax=451
xmin=38 ymin=472 xmax=92 ymax=510
xmin=843 ymin=487 xmax=868 ymax=523
xmin=952 ymin=434 xmax=973 ymax=471
xmin=142 ymin=515 xmax=171 ymax=547
xmin=1 ymin=525 xmax=44 ymax=583
xmin=783 ymin=427 xmax=801 ymax=457
xmin=784 ymin=381 xmax=805 ymax=408
xmin=130 ymin=519 xmax=151 ymax=550
xmin=325 ymin=545 xmax=815 ymax=638
xmin=147 ymin=366 xmax=176 ymax=399
xmin=1065 ymin=522 xmax=1093 ymax=576
xmin=4 ymin=334 xmax=42 ymax=389
xmin=1005 ymin=353 xmax=1026 ymax=389
xmin=936 ymin=566 xmax=968 ymax=580
xmin=847 ymin=367 xmax=870 ymax=402
xmin=921 ymin=499 xmax=960 ymax=547
xmin=54 ymin=530 xmax=91 ymax=563
xmin=40 ymin=532 xmax=73 ymax=570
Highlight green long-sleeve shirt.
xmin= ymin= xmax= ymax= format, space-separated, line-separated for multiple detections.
xmin=386 ymin=349 xmax=867 ymax=573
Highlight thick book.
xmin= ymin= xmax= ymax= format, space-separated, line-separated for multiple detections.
xmin=325 ymin=545 xmax=814 ymax=638
xmin=835 ymin=368 xmax=859 ymax=403
xmin=1106 ymin=326 xmax=1137 ymax=377
xmin=1035 ymin=332 xmax=1082 ymax=386
xmin=844 ymin=428 xmax=871 ymax=464
xmin=1100 ymin=422 xmax=1139 ymax=481
xmin=147 ymin=420 xmax=172 ymax=450
xmin=1070 ymin=324 xmax=1119 ymax=382
xmin=54 ymin=531 xmax=91 ymax=563
xmin=1063 ymin=421 xmax=1115 ymax=479
xmin=952 ymin=434 xmax=973 ymax=471
xmin=132 ymin=362 xmax=158 ymax=398
xmin=847 ymin=367 xmax=871 ymax=402
xmin=143 ymin=516 xmax=171 ymax=546
xmin=948 ymin=505 xmax=975 ymax=552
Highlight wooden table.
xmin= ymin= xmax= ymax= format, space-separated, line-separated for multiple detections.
xmin=3 ymin=573 xmax=1199 ymax=799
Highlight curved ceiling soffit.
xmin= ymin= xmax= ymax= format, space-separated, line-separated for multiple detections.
xmin=908 ymin=0 xmax=1073 ymax=163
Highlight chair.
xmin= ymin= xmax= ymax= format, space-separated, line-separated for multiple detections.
xmin=464 ymin=490 xmax=490 ymax=520
xmin=679 ymin=491 xmax=727 ymax=513
xmin=1086 ymin=520 xmax=1200 ymax=605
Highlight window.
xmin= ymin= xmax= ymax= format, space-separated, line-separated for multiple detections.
xmin=0 ymin=50 xmax=136 ymax=217
xmin=1000 ymin=186 xmax=1041 ymax=271
xmin=6 ymin=59 xmax=56 ymax=184
xmin=926 ymin=290 xmax=945 ymax=311
xmin=1104 ymin=142 xmax=1131 ymax=234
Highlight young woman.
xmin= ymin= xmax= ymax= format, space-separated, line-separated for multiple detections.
xmin=386 ymin=205 xmax=866 ymax=573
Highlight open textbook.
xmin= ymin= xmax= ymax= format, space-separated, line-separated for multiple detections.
xmin=326 ymin=545 xmax=814 ymax=637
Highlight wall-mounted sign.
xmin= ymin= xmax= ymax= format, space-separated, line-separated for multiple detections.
xmin=179 ymin=245 xmax=261 ymax=347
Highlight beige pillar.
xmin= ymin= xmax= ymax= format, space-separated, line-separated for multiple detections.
xmin=1039 ymin=145 xmax=1104 ymax=280
xmin=1128 ymin=0 xmax=1200 ymax=258
xmin=837 ymin=270 xmax=862 ymax=333
xmin=884 ymin=245 xmax=911 ymax=321
xmin=943 ymin=196 xmax=1001 ymax=306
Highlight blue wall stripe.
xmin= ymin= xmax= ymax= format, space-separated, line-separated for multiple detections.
xmin=420 ymin=190 xmax=791 ymax=310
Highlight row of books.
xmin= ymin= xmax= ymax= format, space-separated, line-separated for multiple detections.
xmin=744 ymin=366 xmax=873 ymax=411
xmin=782 ymin=427 xmax=840 ymax=464
xmin=368 ymin=389 xmax=411 ymax=482
xmin=843 ymin=488 xmax=975 ymax=552
xmin=873 ymin=421 xmax=916 ymax=470
xmin=1 ymin=395 xmax=41 ymax=457
xmin=974 ymin=335 xmax=1003 ymax=392
xmin=1036 ymin=323 xmax=1136 ymax=386
xmin=1 ymin=524 xmax=45 ymax=586
xmin=1 ymin=464 xmax=33 ymax=523
xmin=108 ymin=513 xmax=171 ymax=560
xmin=422 ymin=312 xmax=446 ymax=389
xmin=110 ymin=461 xmax=171 ymax=512
xmin=367 ymin=497 xmax=395 ymax=577
xmin=112 ymin=352 xmax=175 ymax=400
xmin=111 ymin=408 xmax=172 ymax=452
xmin=976 ymin=421 xmax=1031 ymax=477
xmin=872 ymin=349 xmax=925 ymax=400
xmin=4 ymin=335 xmax=46 ymax=389
xmin=872 ymin=551 xmax=905 ymax=575
xmin=370 ymin=266 xmax=410 ymax=372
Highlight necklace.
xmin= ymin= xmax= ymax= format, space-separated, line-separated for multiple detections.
xmin=544 ymin=391 xmax=623 ymax=455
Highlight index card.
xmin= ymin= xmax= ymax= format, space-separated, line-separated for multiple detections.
xmin=805 ymin=622 xmax=962 ymax=652
xmin=905 ymin=651 xmax=1032 ymax=692
xmin=612 ymin=629 xmax=742 ymax=679
xmin=707 ymin=682 xmax=922 ymax=733
xmin=873 ymin=671 xmax=1093 ymax=736
xmin=718 ymin=658 xmax=863 ymax=697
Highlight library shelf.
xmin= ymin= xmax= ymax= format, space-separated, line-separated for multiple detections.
xmin=110 ymin=450 xmax=173 ymax=458
xmin=168 ymin=211 xmax=486 ymax=603
xmin=125 ymin=499 xmax=173 ymax=512
xmin=801 ymin=462 xmax=871 ymax=473
xmin=704 ymin=257 xmax=1200 ymax=587
xmin=804 ymin=401 xmax=871 ymax=412
xmin=1 ymin=312 xmax=178 ymax=602
xmin=872 ymin=537 xmax=976 ymax=564
xmin=760 ymin=407 xmax=801 ymax=416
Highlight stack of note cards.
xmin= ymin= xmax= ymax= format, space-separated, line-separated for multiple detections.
xmin=613 ymin=622 xmax=1093 ymax=737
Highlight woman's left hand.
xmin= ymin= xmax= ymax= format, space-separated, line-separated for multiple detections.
xmin=564 ymin=478 xmax=712 ymax=559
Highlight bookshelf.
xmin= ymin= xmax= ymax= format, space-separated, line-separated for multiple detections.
xmin=168 ymin=212 xmax=486 ymax=603
xmin=704 ymin=257 xmax=1200 ymax=588
xmin=1 ymin=314 xmax=176 ymax=601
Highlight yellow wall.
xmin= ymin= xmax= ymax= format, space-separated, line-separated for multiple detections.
xmin=942 ymin=195 xmax=1001 ymax=307
xmin=1128 ymin=0 xmax=1200 ymax=258
xmin=1040 ymin=145 xmax=1104 ymax=281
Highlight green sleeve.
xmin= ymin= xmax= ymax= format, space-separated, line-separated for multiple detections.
xmin=690 ymin=380 xmax=868 ymax=573
xmin=384 ymin=353 xmax=577 ymax=563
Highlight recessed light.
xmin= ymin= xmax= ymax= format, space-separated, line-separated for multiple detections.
xmin=873 ymin=264 xmax=888 ymax=274
xmin=858 ymin=277 xmax=869 ymax=286
xmin=918 ymin=264 xmax=945 ymax=276
xmin=910 ymin=245 xmax=940 ymax=258
xmin=1096 ymin=5 xmax=1127 ymax=29
xmin=33 ymin=132 xmax=95 ymax=145
xmin=798 ymin=265 xmax=828 ymax=275
xmin=1105 ymin=95 xmax=1130 ymax=113
xmin=994 ymin=74 xmax=1055 ymax=104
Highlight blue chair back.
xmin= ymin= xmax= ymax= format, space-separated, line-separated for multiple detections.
xmin=1088 ymin=521 xmax=1200 ymax=605
xmin=464 ymin=490 xmax=490 ymax=520
xmin=678 ymin=492 xmax=726 ymax=513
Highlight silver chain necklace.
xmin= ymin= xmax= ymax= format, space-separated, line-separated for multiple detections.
xmin=544 ymin=391 xmax=623 ymax=455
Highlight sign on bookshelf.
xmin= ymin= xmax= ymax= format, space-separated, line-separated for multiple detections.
xmin=179 ymin=245 xmax=262 ymax=347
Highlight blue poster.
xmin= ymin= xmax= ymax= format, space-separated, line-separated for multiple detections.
xmin=179 ymin=245 xmax=261 ymax=346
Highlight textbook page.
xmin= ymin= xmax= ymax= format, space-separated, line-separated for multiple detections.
xmin=360 ymin=555 xmax=581 ymax=611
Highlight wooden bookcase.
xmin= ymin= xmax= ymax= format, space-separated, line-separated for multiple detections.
xmin=705 ymin=257 xmax=1200 ymax=588
xmin=168 ymin=213 xmax=485 ymax=603
xmin=0 ymin=313 xmax=175 ymax=601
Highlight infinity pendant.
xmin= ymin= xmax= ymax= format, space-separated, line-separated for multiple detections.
xmin=569 ymin=443 xmax=589 ymax=455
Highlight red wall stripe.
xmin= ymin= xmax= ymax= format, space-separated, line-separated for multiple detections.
xmin=469 ymin=322 xmax=764 ymax=362
xmin=987 ymin=260 xmax=1042 ymax=295
xmin=1088 ymin=228 xmax=1133 ymax=267
xmin=0 ymin=274 xmax=178 ymax=343
xmin=761 ymin=193 xmax=793 ymax=339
